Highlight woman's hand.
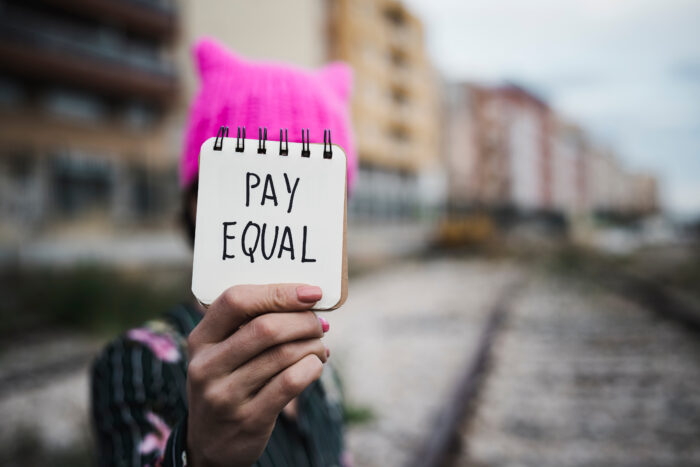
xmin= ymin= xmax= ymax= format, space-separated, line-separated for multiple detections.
xmin=186 ymin=284 xmax=329 ymax=467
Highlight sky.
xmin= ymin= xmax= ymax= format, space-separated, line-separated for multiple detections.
xmin=404 ymin=0 xmax=700 ymax=217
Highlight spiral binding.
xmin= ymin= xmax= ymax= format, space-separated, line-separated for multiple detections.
xmin=279 ymin=129 xmax=289 ymax=156
xmin=212 ymin=126 xmax=333 ymax=159
xmin=213 ymin=126 xmax=228 ymax=151
xmin=323 ymin=129 xmax=333 ymax=159
xmin=258 ymin=127 xmax=267 ymax=154
xmin=235 ymin=127 xmax=245 ymax=152
xmin=301 ymin=129 xmax=311 ymax=158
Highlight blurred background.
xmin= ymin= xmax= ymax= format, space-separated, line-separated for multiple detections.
xmin=0 ymin=0 xmax=699 ymax=466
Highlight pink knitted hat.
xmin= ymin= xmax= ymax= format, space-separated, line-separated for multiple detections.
xmin=181 ymin=38 xmax=357 ymax=192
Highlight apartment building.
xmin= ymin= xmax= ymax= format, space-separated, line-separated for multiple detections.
xmin=551 ymin=121 xmax=586 ymax=215
xmin=445 ymin=81 xmax=659 ymax=220
xmin=444 ymin=83 xmax=503 ymax=209
xmin=443 ymin=83 xmax=478 ymax=208
xmin=176 ymin=0 xmax=328 ymax=93
xmin=328 ymin=0 xmax=444 ymax=219
xmin=495 ymin=85 xmax=552 ymax=212
xmin=629 ymin=173 xmax=658 ymax=215
xmin=176 ymin=0 xmax=445 ymax=221
xmin=586 ymin=149 xmax=616 ymax=214
xmin=444 ymin=83 xmax=552 ymax=212
xmin=0 ymin=0 xmax=180 ymax=241
xmin=559 ymin=141 xmax=660 ymax=218
xmin=0 ymin=0 xmax=445 ymax=239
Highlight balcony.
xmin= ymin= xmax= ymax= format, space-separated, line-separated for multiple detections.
xmin=31 ymin=0 xmax=176 ymax=41
xmin=0 ymin=6 xmax=177 ymax=104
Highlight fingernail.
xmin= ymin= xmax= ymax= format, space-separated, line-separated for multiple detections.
xmin=297 ymin=285 xmax=322 ymax=303
xmin=319 ymin=316 xmax=330 ymax=333
xmin=325 ymin=347 xmax=331 ymax=358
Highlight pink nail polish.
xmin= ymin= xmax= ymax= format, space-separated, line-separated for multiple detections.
xmin=297 ymin=285 xmax=322 ymax=302
xmin=319 ymin=316 xmax=330 ymax=333
xmin=325 ymin=347 xmax=331 ymax=358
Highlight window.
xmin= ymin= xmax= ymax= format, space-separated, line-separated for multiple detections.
xmin=384 ymin=6 xmax=406 ymax=26
xmin=389 ymin=124 xmax=410 ymax=142
xmin=49 ymin=152 xmax=112 ymax=217
xmin=389 ymin=48 xmax=407 ymax=68
xmin=391 ymin=86 xmax=408 ymax=105
xmin=0 ymin=77 xmax=23 ymax=108
xmin=124 ymin=102 xmax=157 ymax=128
xmin=44 ymin=89 xmax=107 ymax=122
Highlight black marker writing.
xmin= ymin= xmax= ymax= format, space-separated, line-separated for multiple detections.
xmin=301 ymin=226 xmax=316 ymax=263
xmin=278 ymin=226 xmax=295 ymax=260
xmin=284 ymin=173 xmax=300 ymax=214
xmin=241 ymin=221 xmax=261 ymax=263
xmin=220 ymin=222 xmax=317 ymax=264
xmin=222 ymin=221 xmax=237 ymax=260
xmin=260 ymin=223 xmax=279 ymax=260
xmin=246 ymin=172 xmax=260 ymax=207
xmin=246 ymin=171 xmax=300 ymax=213
xmin=262 ymin=174 xmax=278 ymax=207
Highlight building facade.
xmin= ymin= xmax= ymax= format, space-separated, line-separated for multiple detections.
xmin=498 ymin=85 xmax=552 ymax=211
xmin=327 ymin=0 xmax=444 ymax=220
xmin=1 ymin=0 xmax=445 ymax=250
xmin=0 ymin=0 xmax=180 ymax=243
xmin=444 ymin=83 xmax=552 ymax=212
xmin=179 ymin=0 xmax=445 ymax=222
xmin=550 ymin=120 xmax=586 ymax=215
xmin=444 ymin=81 xmax=659 ymax=220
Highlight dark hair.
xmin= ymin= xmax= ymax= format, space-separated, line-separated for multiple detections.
xmin=180 ymin=180 xmax=198 ymax=246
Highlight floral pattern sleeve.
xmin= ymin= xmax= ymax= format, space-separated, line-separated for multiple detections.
xmin=91 ymin=320 xmax=190 ymax=467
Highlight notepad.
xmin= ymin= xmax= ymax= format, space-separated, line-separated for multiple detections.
xmin=192 ymin=128 xmax=348 ymax=310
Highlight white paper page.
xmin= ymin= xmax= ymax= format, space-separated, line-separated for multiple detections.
xmin=192 ymin=136 xmax=347 ymax=310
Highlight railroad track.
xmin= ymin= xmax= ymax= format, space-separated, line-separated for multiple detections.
xmin=3 ymin=259 xmax=698 ymax=466
xmin=408 ymin=282 xmax=522 ymax=467
xmin=0 ymin=334 xmax=102 ymax=399
xmin=411 ymin=274 xmax=700 ymax=467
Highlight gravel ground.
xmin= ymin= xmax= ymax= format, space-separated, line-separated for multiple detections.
xmin=0 ymin=333 xmax=102 ymax=451
xmin=462 ymin=277 xmax=700 ymax=467
xmin=324 ymin=258 xmax=522 ymax=467
xmin=0 ymin=369 xmax=93 ymax=450
xmin=0 ymin=258 xmax=521 ymax=466
xmin=6 ymin=260 xmax=699 ymax=467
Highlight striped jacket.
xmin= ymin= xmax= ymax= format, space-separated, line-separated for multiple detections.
xmin=90 ymin=304 xmax=347 ymax=466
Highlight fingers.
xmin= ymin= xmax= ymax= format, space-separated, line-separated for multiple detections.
xmin=189 ymin=284 xmax=322 ymax=345
xmin=248 ymin=354 xmax=324 ymax=421
xmin=230 ymin=338 xmax=328 ymax=396
xmin=201 ymin=311 xmax=326 ymax=375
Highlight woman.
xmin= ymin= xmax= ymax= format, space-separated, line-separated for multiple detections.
xmin=91 ymin=38 xmax=357 ymax=466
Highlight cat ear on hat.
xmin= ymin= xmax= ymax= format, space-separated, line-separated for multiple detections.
xmin=317 ymin=62 xmax=353 ymax=102
xmin=192 ymin=37 xmax=243 ymax=80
